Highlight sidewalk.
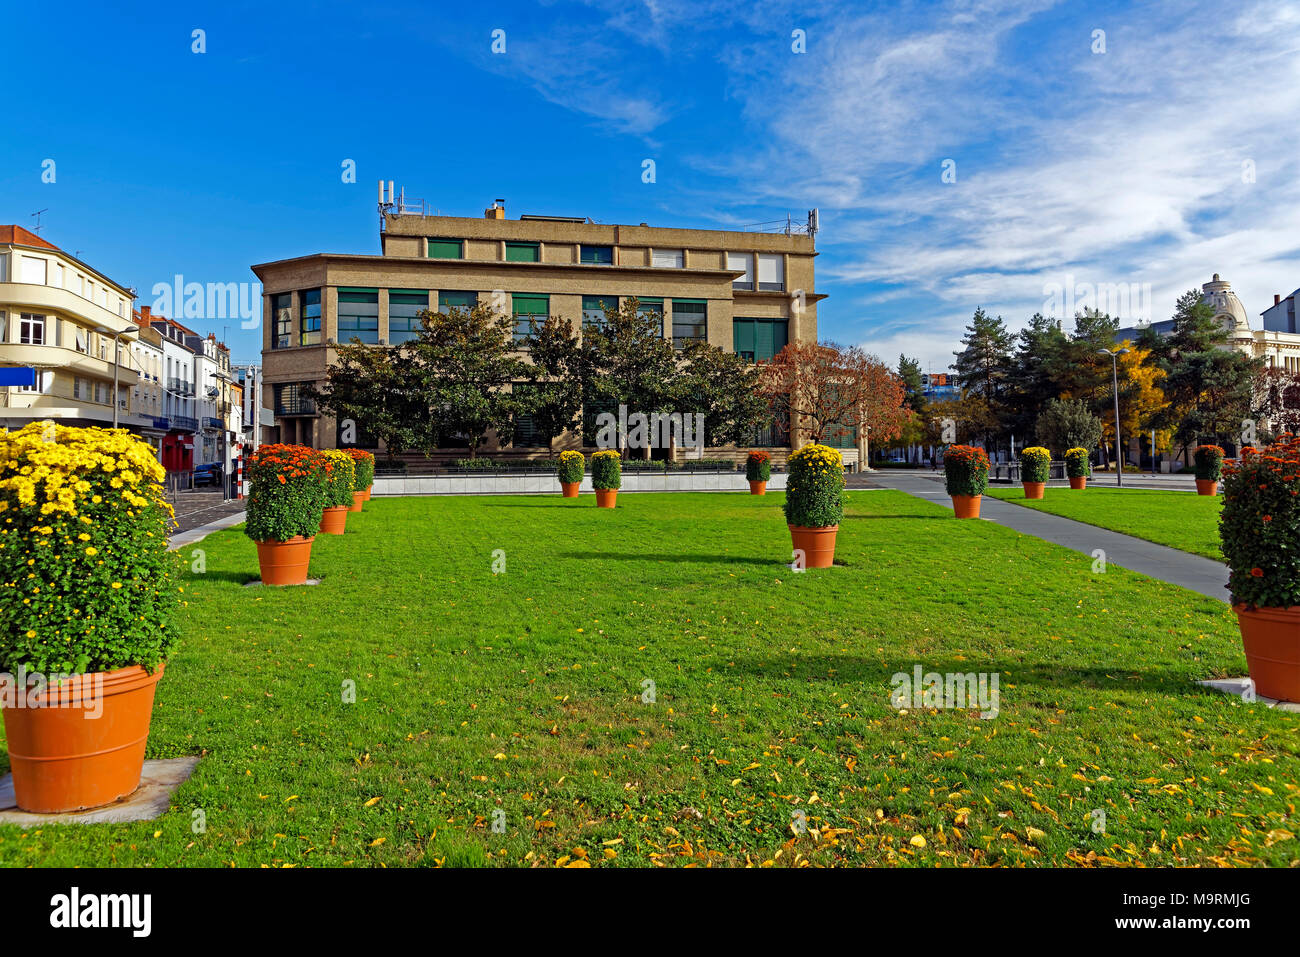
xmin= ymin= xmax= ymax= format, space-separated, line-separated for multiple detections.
xmin=867 ymin=471 xmax=1230 ymax=602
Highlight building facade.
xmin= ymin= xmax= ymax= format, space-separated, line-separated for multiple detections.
xmin=253 ymin=200 xmax=822 ymax=454
xmin=0 ymin=225 xmax=141 ymax=433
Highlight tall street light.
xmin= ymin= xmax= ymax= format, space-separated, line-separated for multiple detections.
xmin=1097 ymin=347 xmax=1130 ymax=487
xmin=95 ymin=325 xmax=133 ymax=429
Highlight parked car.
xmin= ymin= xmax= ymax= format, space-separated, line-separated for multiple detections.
xmin=193 ymin=463 xmax=224 ymax=488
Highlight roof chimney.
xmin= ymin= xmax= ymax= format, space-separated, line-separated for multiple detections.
xmin=485 ymin=199 xmax=505 ymax=220
xmin=1275 ymin=294 xmax=1282 ymax=306
xmin=140 ymin=305 xmax=152 ymax=321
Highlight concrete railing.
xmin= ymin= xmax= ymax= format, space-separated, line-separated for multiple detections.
xmin=373 ymin=472 xmax=789 ymax=496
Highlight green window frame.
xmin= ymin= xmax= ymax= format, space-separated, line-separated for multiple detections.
xmin=300 ymin=289 xmax=322 ymax=346
xmin=580 ymin=245 xmax=613 ymax=265
xmin=511 ymin=294 xmax=548 ymax=343
xmin=505 ymin=242 xmax=540 ymax=263
xmin=732 ymin=317 xmax=788 ymax=362
xmin=337 ymin=288 xmax=379 ymax=344
xmin=635 ymin=297 xmax=664 ymax=335
xmin=511 ymin=383 xmax=546 ymax=448
xmin=582 ymin=295 xmax=616 ymax=330
xmin=428 ymin=239 xmax=463 ymax=259
xmin=671 ymin=299 xmax=707 ymax=349
xmin=388 ymin=290 xmax=428 ymax=344
xmin=438 ymin=290 xmax=478 ymax=314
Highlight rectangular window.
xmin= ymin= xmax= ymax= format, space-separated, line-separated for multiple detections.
xmin=580 ymin=245 xmax=613 ymax=265
xmin=427 ymin=239 xmax=463 ymax=259
xmin=732 ymin=318 xmax=788 ymax=362
xmin=505 ymin=242 xmax=540 ymax=263
xmin=511 ymin=384 xmax=546 ymax=447
xmin=17 ymin=371 xmax=48 ymax=394
xmin=438 ymin=291 xmax=478 ymax=314
xmin=388 ymin=290 xmax=428 ymax=344
xmin=727 ymin=252 xmax=754 ymax=290
xmin=337 ymin=288 xmax=379 ymax=344
xmin=636 ymin=297 xmax=664 ymax=333
xmin=19 ymin=313 xmax=45 ymax=345
xmin=300 ymin=289 xmax=322 ymax=345
xmin=271 ymin=293 xmax=292 ymax=348
xmin=53 ymin=262 xmax=64 ymax=288
xmin=652 ymin=248 xmax=684 ymax=268
xmin=757 ymin=253 xmax=784 ymax=291
xmin=0 ymin=253 xmax=7 ymax=282
xmin=582 ymin=295 xmax=616 ymax=330
xmin=274 ymin=382 xmax=315 ymax=415
xmin=671 ymin=299 xmax=707 ymax=349
xmin=21 ymin=256 xmax=47 ymax=285
xmin=511 ymin=294 xmax=548 ymax=343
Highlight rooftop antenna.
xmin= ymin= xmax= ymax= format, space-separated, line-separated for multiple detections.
xmin=377 ymin=179 xmax=395 ymax=231
xmin=807 ymin=208 xmax=819 ymax=244
xmin=30 ymin=209 xmax=48 ymax=234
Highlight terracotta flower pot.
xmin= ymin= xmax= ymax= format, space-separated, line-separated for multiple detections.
xmin=319 ymin=505 xmax=348 ymax=534
xmin=595 ymin=489 xmax=618 ymax=508
xmin=1069 ymin=476 xmax=1087 ymax=490
xmin=749 ymin=480 xmax=767 ymax=495
xmin=361 ymin=487 xmax=372 ymax=501
xmin=789 ymin=524 xmax=838 ymax=568
xmin=1023 ymin=481 xmax=1046 ymax=499
xmin=255 ymin=535 xmax=315 ymax=586
xmin=1235 ymin=604 xmax=1300 ymax=702
xmin=349 ymin=490 xmax=365 ymax=512
xmin=0 ymin=663 xmax=165 ymax=813
xmin=561 ymin=482 xmax=580 ymax=498
xmin=951 ymin=494 xmax=982 ymax=518
xmin=1195 ymin=478 xmax=1218 ymax=496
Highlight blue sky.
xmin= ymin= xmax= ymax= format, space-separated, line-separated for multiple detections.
xmin=3 ymin=0 xmax=1299 ymax=373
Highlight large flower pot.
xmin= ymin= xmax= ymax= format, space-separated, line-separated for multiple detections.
xmin=361 ymin=487 xmax=372 ymax=502
xmin=255 ymin=535 xmax=315 ymax=585
xmin=789 ymin=524 xmax=838 ymax=568
xmin=319 ymin=505 xmax=348 ymax=535
xmin=560 ymin=482 xmax=580 ymax=498
xmin=349 ymin=490 xmax=365 ymax=512
xmin=1235 ymin=604 xmax=1300 ymax=702
xmin=951 ymin=494 xmax=982 ymax=519
xmin=1069 ymin=476 xmax=1087 ymax=490
xmin=749 ymin=480 xmax=767 ymax=495
xmin=0 ymin=663 xmax=165 ymax=813
xmin=1196 ymin=479 xmax=1218 ymax=496
xmin=1023 ymin=481 xmax=1045 ymax=499
xmin=595 ymin=489 xmax=618 ymax=508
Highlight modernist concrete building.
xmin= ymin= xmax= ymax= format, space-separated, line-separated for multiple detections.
xmin=252 ymin=200 xmax=823 ymax=456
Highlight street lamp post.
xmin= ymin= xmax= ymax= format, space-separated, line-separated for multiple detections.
xmin=1097 ymin=347 xmax=1130 ymax=488
xmin=95 ymin=326 xmax=131 ymax=429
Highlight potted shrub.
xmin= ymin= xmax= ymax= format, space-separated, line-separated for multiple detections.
xmin=1019 ymin=446 xmax=1051 ymax=499
xmin=1194 ymin=444 xmax=1224 ymax=495
xmin=745 ymin=450 xmax=771 ymax=495
xmin=1220 ymin=434 xmax=1300 ymax=702
xmin=345 ymin=449 xmax=375 ymax=509
xmin=245 ymin=443 xmax=328 ymax=585
xmin=557 ymin=450 xmax=585 ymax=497
xmin=1064 ymin=447 xmax=1090 ymax=489
xmin=784 ymin=443 xmax=844 ymax=568
xmin=0 ymin=422 xmax=180 ymax=812
xmin=318 ymin=449 xmax=356 ymax=534
xmin=944 ymin=445 xmax=990 ymax=518
xmin=591 ymin=450 xmax=622 ymax=508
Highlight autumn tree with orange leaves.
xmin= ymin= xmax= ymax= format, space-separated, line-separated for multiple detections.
xmin=757 ymin=341 xmax=909 ymax=447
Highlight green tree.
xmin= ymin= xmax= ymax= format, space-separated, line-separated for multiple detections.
xmin=1008 ymin=312 xmax=1069 ymax=440
xmin=304 ymin=341 xmax=425 ymax=460
xmin=675 ymin=341 xmax=768 ymax=447
xmin=951 ymin=307 xmax=1015 ymax=448
xmin=408 ymin=303 xmax=530 ymax=459
xmin=1035 ymin=397 xmax=1103 ymax=456
xmin=521 ymin=314 xmax=584 ymax=454
xmin=898 ymin=354 xmax=926 ymax=413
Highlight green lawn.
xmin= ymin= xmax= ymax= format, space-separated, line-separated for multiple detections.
xmin=2 ymin=491 xmax=1294 ymax=868
xmin=985 ymin=487 xmax=1225 ymax=560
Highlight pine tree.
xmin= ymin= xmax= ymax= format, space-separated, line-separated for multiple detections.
xmin=951 ymin=307 xmax=1015 ymax=448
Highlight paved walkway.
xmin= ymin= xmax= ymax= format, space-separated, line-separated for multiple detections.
xmin=867 ymin=471 xmax=1230 ymax=602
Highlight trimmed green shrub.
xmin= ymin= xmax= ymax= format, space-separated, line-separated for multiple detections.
xmin=745 ymin=450 xmax=772 ymax=482
xmin=1220 ymin=434 xmax=1300 ymax=608
xmin=557 ymin=450 xmax=585 ymax=484
xmin=1064 ymin=447 xmax=1091 ymax=478
xmin=244 ymin=444 xmax=329 ymax=543
xmin=1019 ymin=446 xmax=1051 ymax=483
xmin=1194 ymin=445 xmax=1225 ymax=481
xmin=943 ymin=445 xmax=990 ymax=497
xmin=591 ymin=450 xmax=622 ymax=490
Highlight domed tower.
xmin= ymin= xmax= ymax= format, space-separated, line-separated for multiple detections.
xmin=1201 ymin=273 xmax=1250 ymax=337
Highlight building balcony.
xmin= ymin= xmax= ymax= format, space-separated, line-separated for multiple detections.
xmin=0 ymin=281 xmax=134 ymax=333
xmin=167 ymin=377 xmax=195 ymax=396
xmin=171 ymin=415 xmax=198 ymax=432
xmin=0 ymin=343 xmax=140 ymax=385
xmin=275 ymin=398 xmax=316 ymax=416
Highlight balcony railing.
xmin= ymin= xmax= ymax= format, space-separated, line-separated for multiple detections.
xmin=171 ymin=415 xmax=198 ymax=432
xmin=167 ymin=377 xmax=194 ymax=396
xmin=203 ymin=416 xmax=224 ymax=429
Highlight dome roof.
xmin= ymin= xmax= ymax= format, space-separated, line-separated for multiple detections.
xmin=1201 ymin=274 xmax=1250 ymax=333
